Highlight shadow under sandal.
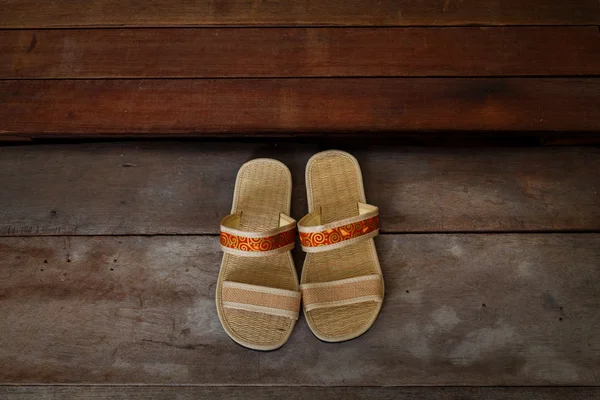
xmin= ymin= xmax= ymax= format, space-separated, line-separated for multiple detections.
xmin=216 ymin=159 xmax=301 ymax=351
xmin=299 ymin=150 xmax=385 ymax=342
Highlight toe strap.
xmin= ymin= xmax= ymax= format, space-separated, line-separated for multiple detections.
xmin=300 ymin=274 xmax=383 ymax=312
xmin=222 ymin=281 xmax=301 ymax=320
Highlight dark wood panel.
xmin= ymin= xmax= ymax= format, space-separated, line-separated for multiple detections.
xmin=2 ymin=78 xmax=600 ymax=136
xmin=1 ymin=386 xmax=599 ymax=399
xmin=3 ymin=27 xmax=600 ymax=78
xmin=1 ymin=0 xmax=599 ymax=27
xmin=1 ymin=143 xmax=599 ymax=235
xmin=0 ymin=234 xmax=598 ymax=384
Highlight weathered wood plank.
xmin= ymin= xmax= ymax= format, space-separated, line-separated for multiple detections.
xmin=1 ymin=0 xmax=599 ymax=27
xmin=0 ymin=143 xmax=599 ymax=235
xmin=2 ymin=78 xmax=600 ymax=136
xmin=1 ymin=386 xmax=599 ymax=399
xmin=0 ymin=234 xmax=598 ymax=384
xmin=3 ymin=27 xmax=600 ymax=78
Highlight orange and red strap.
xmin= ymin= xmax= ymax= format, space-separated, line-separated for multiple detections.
xmin=220 ymin=212 xmax=296 ymax=257
xmin=298 ymin=203 xmax=379 ymax=253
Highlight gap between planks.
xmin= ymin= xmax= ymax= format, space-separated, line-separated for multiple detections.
xmin=0 ymin=385 xmax=599 ymax=400
xmin=3 ymin=231 xmax=600 ymax=239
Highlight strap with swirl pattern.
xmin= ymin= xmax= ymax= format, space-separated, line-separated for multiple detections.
xmin=298 ymin=203 xmax=379 ymax=253
xmin=220 ymin=212 xmax=296 ymax=257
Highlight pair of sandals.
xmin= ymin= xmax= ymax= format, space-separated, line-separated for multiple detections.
xmin=216 ymin=150 xmax=384 ymax=350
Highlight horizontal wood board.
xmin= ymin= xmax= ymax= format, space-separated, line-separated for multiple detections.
xmin=0 ymin=234 xmax=598 ymax=384
xmin=1 ymin=0 xmax=599 ymax=27
xmin=2 ymin=27 xmax=600 ymax=78
xmin=2 ymin=78 xmax=600 ymax=136
xmin=0 ymin=143 xmax=599 ymax=235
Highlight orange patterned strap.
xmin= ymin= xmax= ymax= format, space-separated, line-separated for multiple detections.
xmin=220 ymin=212 xmax=296 ymax=257
xmin=222 ymin=281 xmax=301 ymax=319
xmin=301 ymin=274 xmax=384 ymax=312
xmin=298 ymin=203 xmax=379 ymax=253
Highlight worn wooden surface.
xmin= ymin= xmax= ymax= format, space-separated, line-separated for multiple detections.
xmin=0 ymin=143 xmax=598 ymax=235
xmin=1 ymin=0 xmax=598 ymax=397
xmin=3 ymin=27 xmax=600 ymax=78
xmin=1 ymin=386 xmax=600 ymax=399
xmin=2 ymin=78 xmax=600 ymax=136
xmin=0 ymin=234 xmax=599 ymax=384
xmin=1 ymin=0 xmax=599 ymax=27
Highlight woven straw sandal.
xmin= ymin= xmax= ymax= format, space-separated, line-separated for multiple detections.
xmin=299 ymin=150 xmax=384 ymax=342
xmin=216 ymin=159 xmax=301 ymax=351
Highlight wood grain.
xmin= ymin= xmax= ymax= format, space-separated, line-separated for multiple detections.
xmin=1 ymin=0 xmax=599 ymax=27
xmin=0 ymin=143 xmax=599 ymax=235
xmin=2 ymin=78 xmax=600 ymax=136
xmin=0 ymin=234 xmax=598 ymax=384
xmin=1 ymin=386 xmax=599 ymax=399
xmin=3 ymin=27 xmax=600 ymax=78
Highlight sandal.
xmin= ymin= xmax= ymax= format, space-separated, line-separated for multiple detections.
xmin=299 ymin=150 xmax=384 ymax=342
xmin=216 ymin=159 xmax=301 ymax=351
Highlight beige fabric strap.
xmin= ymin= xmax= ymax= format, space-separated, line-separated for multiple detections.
xmin=298 ymin=203 xmax=379 ymax=253
xmin=220 ymin=212 xmax=296 ymax=257
xmin=222 ymin=281 xmax=301 ymax=319
xmin=300 ymin=274 xmax=383 ymax=312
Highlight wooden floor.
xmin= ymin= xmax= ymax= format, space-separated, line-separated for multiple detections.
xmin=0 ymin=142 xmax=598 ymax=398
xmin=1 ymin=0 xmax=600 ymax=398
